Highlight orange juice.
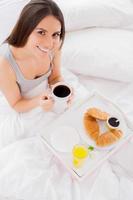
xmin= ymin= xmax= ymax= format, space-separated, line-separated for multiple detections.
xmin=72 ymin=145 xmax=89 ymax=168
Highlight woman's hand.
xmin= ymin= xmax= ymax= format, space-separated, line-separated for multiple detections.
xmin=39 ymin=90 xmax=54 ymax=112
xmin=67 ymin=87 xmax=74 ymax=108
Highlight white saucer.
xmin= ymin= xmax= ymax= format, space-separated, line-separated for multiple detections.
xmin=50 ymin=125 xmax=80 ymax=153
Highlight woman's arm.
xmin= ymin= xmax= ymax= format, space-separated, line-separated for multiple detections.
xmin=0 ymin=58 xmax=41 ymax=112
xmin=48 ymin=50 xmax=64 ymax=85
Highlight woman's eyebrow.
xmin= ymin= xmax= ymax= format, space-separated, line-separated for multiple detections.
xmin=36 ymin=28 xmax=61 ymax=34
xmin=53 ymin=31 xmax=61 ymax=34
xmin=35 ymin=28 xmax=47 ymax=32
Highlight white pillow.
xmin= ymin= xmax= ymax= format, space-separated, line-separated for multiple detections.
xmin=62 ymin=28 xmax=133 ymax=82
xmin=56 ymin=0 xmax=133 ymax=31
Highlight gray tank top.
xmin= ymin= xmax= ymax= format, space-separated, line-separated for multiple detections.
xmin=0 ymin=43 xmax=52 ymax=93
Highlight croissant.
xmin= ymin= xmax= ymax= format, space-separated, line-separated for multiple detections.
xmin=84 ymin=115 xmax=99 ymax=141
xmin=96 ymin=130 xmax=122 ymax=147
xmin=83 ymin=107 xmax=123 ymax=147
xmin=86 ymin=107 xmax=109 ymax=120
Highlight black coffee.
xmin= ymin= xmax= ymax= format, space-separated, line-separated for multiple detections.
xmin=53 ymin=85 xmax=71 ymax=98
xmin=108 ymin=117 xmax=120 ymax=127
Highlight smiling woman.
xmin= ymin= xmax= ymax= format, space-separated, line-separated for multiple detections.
xmin=0 ymin=0 xmax=70 ymax=147
xmin=0 ymin=0 xmax=65 ymax=112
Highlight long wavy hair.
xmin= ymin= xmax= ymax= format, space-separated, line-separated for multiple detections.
xmin=5 ymin=0 xmax=65 ymax=49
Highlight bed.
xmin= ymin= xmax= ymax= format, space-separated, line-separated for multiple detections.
xmin=0 ymin=0 xmax=133 ymax=199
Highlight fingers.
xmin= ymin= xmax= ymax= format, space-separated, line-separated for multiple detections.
xmin=71 ymin=87 xmax=74 ymax=97
xmin=39 ymin=93 xmax=53 ymax=106
xmin=69 ymin=87 xmax=75 ymax=101
xmin=67 ymin=88 xmax=75 ymax=107
xmin=39 ymin=98 xmax=54 ymax=112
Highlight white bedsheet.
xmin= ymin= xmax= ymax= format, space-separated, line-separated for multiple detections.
xmin=0 ymin=71 xmax=133 ymax=200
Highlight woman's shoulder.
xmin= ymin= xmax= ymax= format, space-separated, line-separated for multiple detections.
xmin=0 ymin=55 xmax=9 ymax=68
xmin=0 ymin=55 xmax=16 ymax=81
xmin=0 ymin=43 xmax=8 ymax=54
xmin=0 ymin=51 xmax=10 ymax=67
xmin=0 ymin=43 xmax=9 ymax=62
xmin=0 ymin=43 xmax=12 ymax=68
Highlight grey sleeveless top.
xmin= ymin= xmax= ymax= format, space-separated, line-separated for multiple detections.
xmin=0 ymin=43 xmax=52 ymax=93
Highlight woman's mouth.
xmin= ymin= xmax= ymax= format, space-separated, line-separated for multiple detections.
xmin=36 ymin=45 xmax=50 ymax=53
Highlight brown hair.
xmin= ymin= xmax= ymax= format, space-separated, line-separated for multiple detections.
xmin=5 ymin=0 xmax=65 ymax=48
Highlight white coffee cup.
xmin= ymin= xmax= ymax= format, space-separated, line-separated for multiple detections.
xmin=51 ymin=82 xmax=72 ymax=114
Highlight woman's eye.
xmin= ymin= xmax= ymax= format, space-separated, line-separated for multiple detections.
xmin=53 ymin=33 xmax=61 ymax=38
xmin=37 ymin=31 xmax=45 ymax=35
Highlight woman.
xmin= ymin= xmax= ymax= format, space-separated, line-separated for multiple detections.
xmin=0 ymin=0 xmax=65 ymax=112
xmin=0 ymin=0 xmax=68 ymax=148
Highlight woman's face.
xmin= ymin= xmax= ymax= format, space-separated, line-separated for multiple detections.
xmin=24 ymin=15 xmax=62 ymax=58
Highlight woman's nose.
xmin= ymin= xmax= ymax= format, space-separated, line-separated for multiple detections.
xmin=44 ymin=36 xmax=54 ymax=50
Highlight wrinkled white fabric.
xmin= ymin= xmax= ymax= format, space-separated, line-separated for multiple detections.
xmin=1 ymin=136 xmax=133 ymax=200
xmin=56 ymin=0 xmax=133 ymax=31
xmin=62 ymin=28 xmax=133 ymax=83
xmin=0 ymin=74 xmax=133 ymax=199
xmin=0 ymin=137 xmax=118 ymax=200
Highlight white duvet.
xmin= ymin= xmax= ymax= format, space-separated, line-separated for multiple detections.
xmin=0 ymin=68 xmax=133 ymax=200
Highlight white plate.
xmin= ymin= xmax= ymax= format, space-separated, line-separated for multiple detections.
xmin=78 ymin=95 xmax=128 ymax=151
xmin=50 ymin=125 xmax=80 ymax=153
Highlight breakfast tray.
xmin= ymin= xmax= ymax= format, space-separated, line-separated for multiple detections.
xmin=40 ymin=92 xmax=133 ymax=181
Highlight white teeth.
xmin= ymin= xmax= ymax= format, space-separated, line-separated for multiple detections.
xmin=37 ymin=46 xmax=49 ymax=53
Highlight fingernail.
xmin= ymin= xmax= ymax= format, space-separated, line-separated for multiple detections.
xmin=44 ymin=96 xmax=48 ymax=100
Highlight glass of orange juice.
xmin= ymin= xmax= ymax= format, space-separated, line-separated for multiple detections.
xmin=72 ymin=144 xmax=89 ymax=168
